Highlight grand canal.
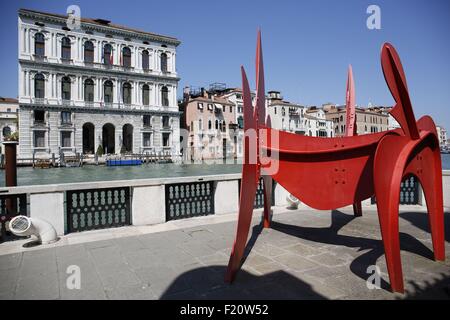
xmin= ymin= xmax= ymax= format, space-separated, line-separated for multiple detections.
xmin=0 ymin=154 xmax=449 ymax=187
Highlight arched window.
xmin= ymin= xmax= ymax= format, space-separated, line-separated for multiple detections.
xmin=122 ymin=47 xmax=131 ymax=67
xmin=142 ymin=84 xmax=149 ymax=106
xmin=35 ymin=33 xmax=45 ymax=56
xmin=208 ymin=120 xmax=212 ymax=130
xmin=61 ymin=37 xmax=71 ymax=60
xmin=84 ymin=79 xmax=94 ymax=102
xmin=160 ymin=52 xmax=168 ymax=72
xmin=84 ymin=41 xmax=94 ymax=63
xmin=62 ymin=76 xmax=71 ymax=100
xmin=199 ymin=119 xmax=203 ymax=131
xmin=215 ymin=120 xmax=219 ymax=130
xmin=2 ymin=126 xmax=11 ymax=137
xmin=161 ymin=86 xmax=169 ymax=106
xmin=34 ymin=73 xmax=45 ymax=98
xmin=142 ymin=50 xmax=149 ymax=70
xmin=104 ymin=80 xmax=113 ymax=103
xmin=103 ymin=44 xmax=113 ymax=65
xmin=123 ymin=82 xmax=132 ymax=104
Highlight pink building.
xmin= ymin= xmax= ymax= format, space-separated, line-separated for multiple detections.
xmin=180 ymin=87 xmax=239 ymax=161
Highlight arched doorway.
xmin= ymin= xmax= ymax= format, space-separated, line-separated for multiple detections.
xmin=102 ymin=123 xmax=115 ymax=154
xmin=82 ymin=123 xmax=95 ymax=154
xmin=122 ymin=124 xmax=133 ymax=153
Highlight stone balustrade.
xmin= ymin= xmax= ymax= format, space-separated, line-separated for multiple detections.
xmin=0 ymin=170 xmax=449 ymax=239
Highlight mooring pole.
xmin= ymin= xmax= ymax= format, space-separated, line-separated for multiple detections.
xmin=3 ymin=141 xmax=18 ymax=215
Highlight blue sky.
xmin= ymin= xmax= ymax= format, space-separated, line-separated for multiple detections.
xmin=1 ymin=0 xmax=449 ymax=129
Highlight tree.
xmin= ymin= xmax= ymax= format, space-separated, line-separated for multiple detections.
xmin=96 ymin=144 xmax=104 ymax=156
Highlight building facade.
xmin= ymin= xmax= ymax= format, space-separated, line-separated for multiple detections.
xmin=304 ymin=107 xmax=334 ymax=137
xmin=266 ymin=91 xmax=333 ymax=137
xmin=180 ymin=87 xmax=239 ymax=161
xmin=18 ymin=9 xmax=181 ymax=159
xmin=0 ymin=97 xmax=19 ymax=154
xmin=436 ymin=125 xmax=448 ymax=148
xmin=219 ymin=87 xmax=252 ymax=158
xmin=325 ymin=105 xmax=389 ymax=137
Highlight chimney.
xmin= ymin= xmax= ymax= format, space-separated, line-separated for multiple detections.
xmin=183 ymin=86 xmax=190 ymax=102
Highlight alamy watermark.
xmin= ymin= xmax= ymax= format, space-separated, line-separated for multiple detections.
xmin=66 ymin=265 xmax=81 ymax=290
xmin=366 ymin=265 xmax=381 ymax=289
xmin=366 ymin=5 xmax=381 ymax=30
xmin=66 ymin=5 xmax=81 ymax=30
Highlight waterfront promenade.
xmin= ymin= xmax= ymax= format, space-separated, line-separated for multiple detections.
xmin=1 ymin=205 xmax=449 ymax=300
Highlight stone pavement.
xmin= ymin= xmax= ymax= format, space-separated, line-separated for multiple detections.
xmin=0 ymin=207 xmax=449 ymax=300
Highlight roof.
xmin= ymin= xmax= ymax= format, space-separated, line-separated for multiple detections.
xmin=0 ymin=97 xmax=18 ymax=104
xmin=269 ymin=100 xmax=303 ymax=107
xmin=190 ymin=97 xmax=234 ymax=106
xmin=304 ymin=114 xmax=326 ymax=121
xmin=19 ymin=8 xmax=180 ymax=46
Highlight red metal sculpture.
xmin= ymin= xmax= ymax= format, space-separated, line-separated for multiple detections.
xmin=225 ymin=31 xmax=445 ymax=293
xmin=344 ymin=65 xmax=363 ymax=217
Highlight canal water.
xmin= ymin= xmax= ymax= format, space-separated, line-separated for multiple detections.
xmin=1 ymin=154 xmax=449 ymax=187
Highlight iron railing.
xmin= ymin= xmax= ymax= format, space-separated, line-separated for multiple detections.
xmin=0 ymin=194 xmax=28 ymax=242
xmin=371 ymin=175 xmax=419 ymax=205
xmin=238 ymin=177 xmax=276 ymax=209
xmin=165 ymin=181 xmax=215 ymax=221
xmin=66 ymin=187 xmax=131 ymax=233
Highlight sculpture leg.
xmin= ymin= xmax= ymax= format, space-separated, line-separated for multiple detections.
xmin=405 ymin=147 xmax=445 ymax=261
xmin=353 ymin=201 xmax=362 ymax=217
xmin=225 ymin=164 xmax=258 ymax=283
xmin=262 ymin=175 xmax=272 ymax=228
xmin=374 ymin=135 xmax=407 ymax=293
xmin=374 ymin=178 xmax=403 ymax=293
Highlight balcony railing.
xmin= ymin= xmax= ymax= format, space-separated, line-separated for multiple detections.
xmin=83 ymin=61 xmax=135 ymax=72
xmin=32 ymin=97 xmax=48 ymax=104
xmin=61 ymin=58 xmax=73 ymax=65
xmin=33 ymin=120 xmax=46 ymax=127
xmin=61 ymin=99 xmax=74 ymax=106
xmin=26 ymin=98 xmax=173 ymax=112
xmin=33 ymin=54 xmax=47 ymax=61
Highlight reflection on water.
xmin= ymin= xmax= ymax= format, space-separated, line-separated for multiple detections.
xmin=0 ymin=154 xmax=449 ymax=187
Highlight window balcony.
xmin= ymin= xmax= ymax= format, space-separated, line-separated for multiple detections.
xmin=33 ymin=120 xmax=46 ymax=127
xmin=60 ymin=121 xmax=73 ymax=127
xmin=61 ymin=99 xmax=74 ymax=106
xmin=60 ymin=58 xmax=73 ymax=64
xmin=33 ymin=54 xmax=47 ymax=61
xmin=32 ymin=97 xmax=48 ymax=105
